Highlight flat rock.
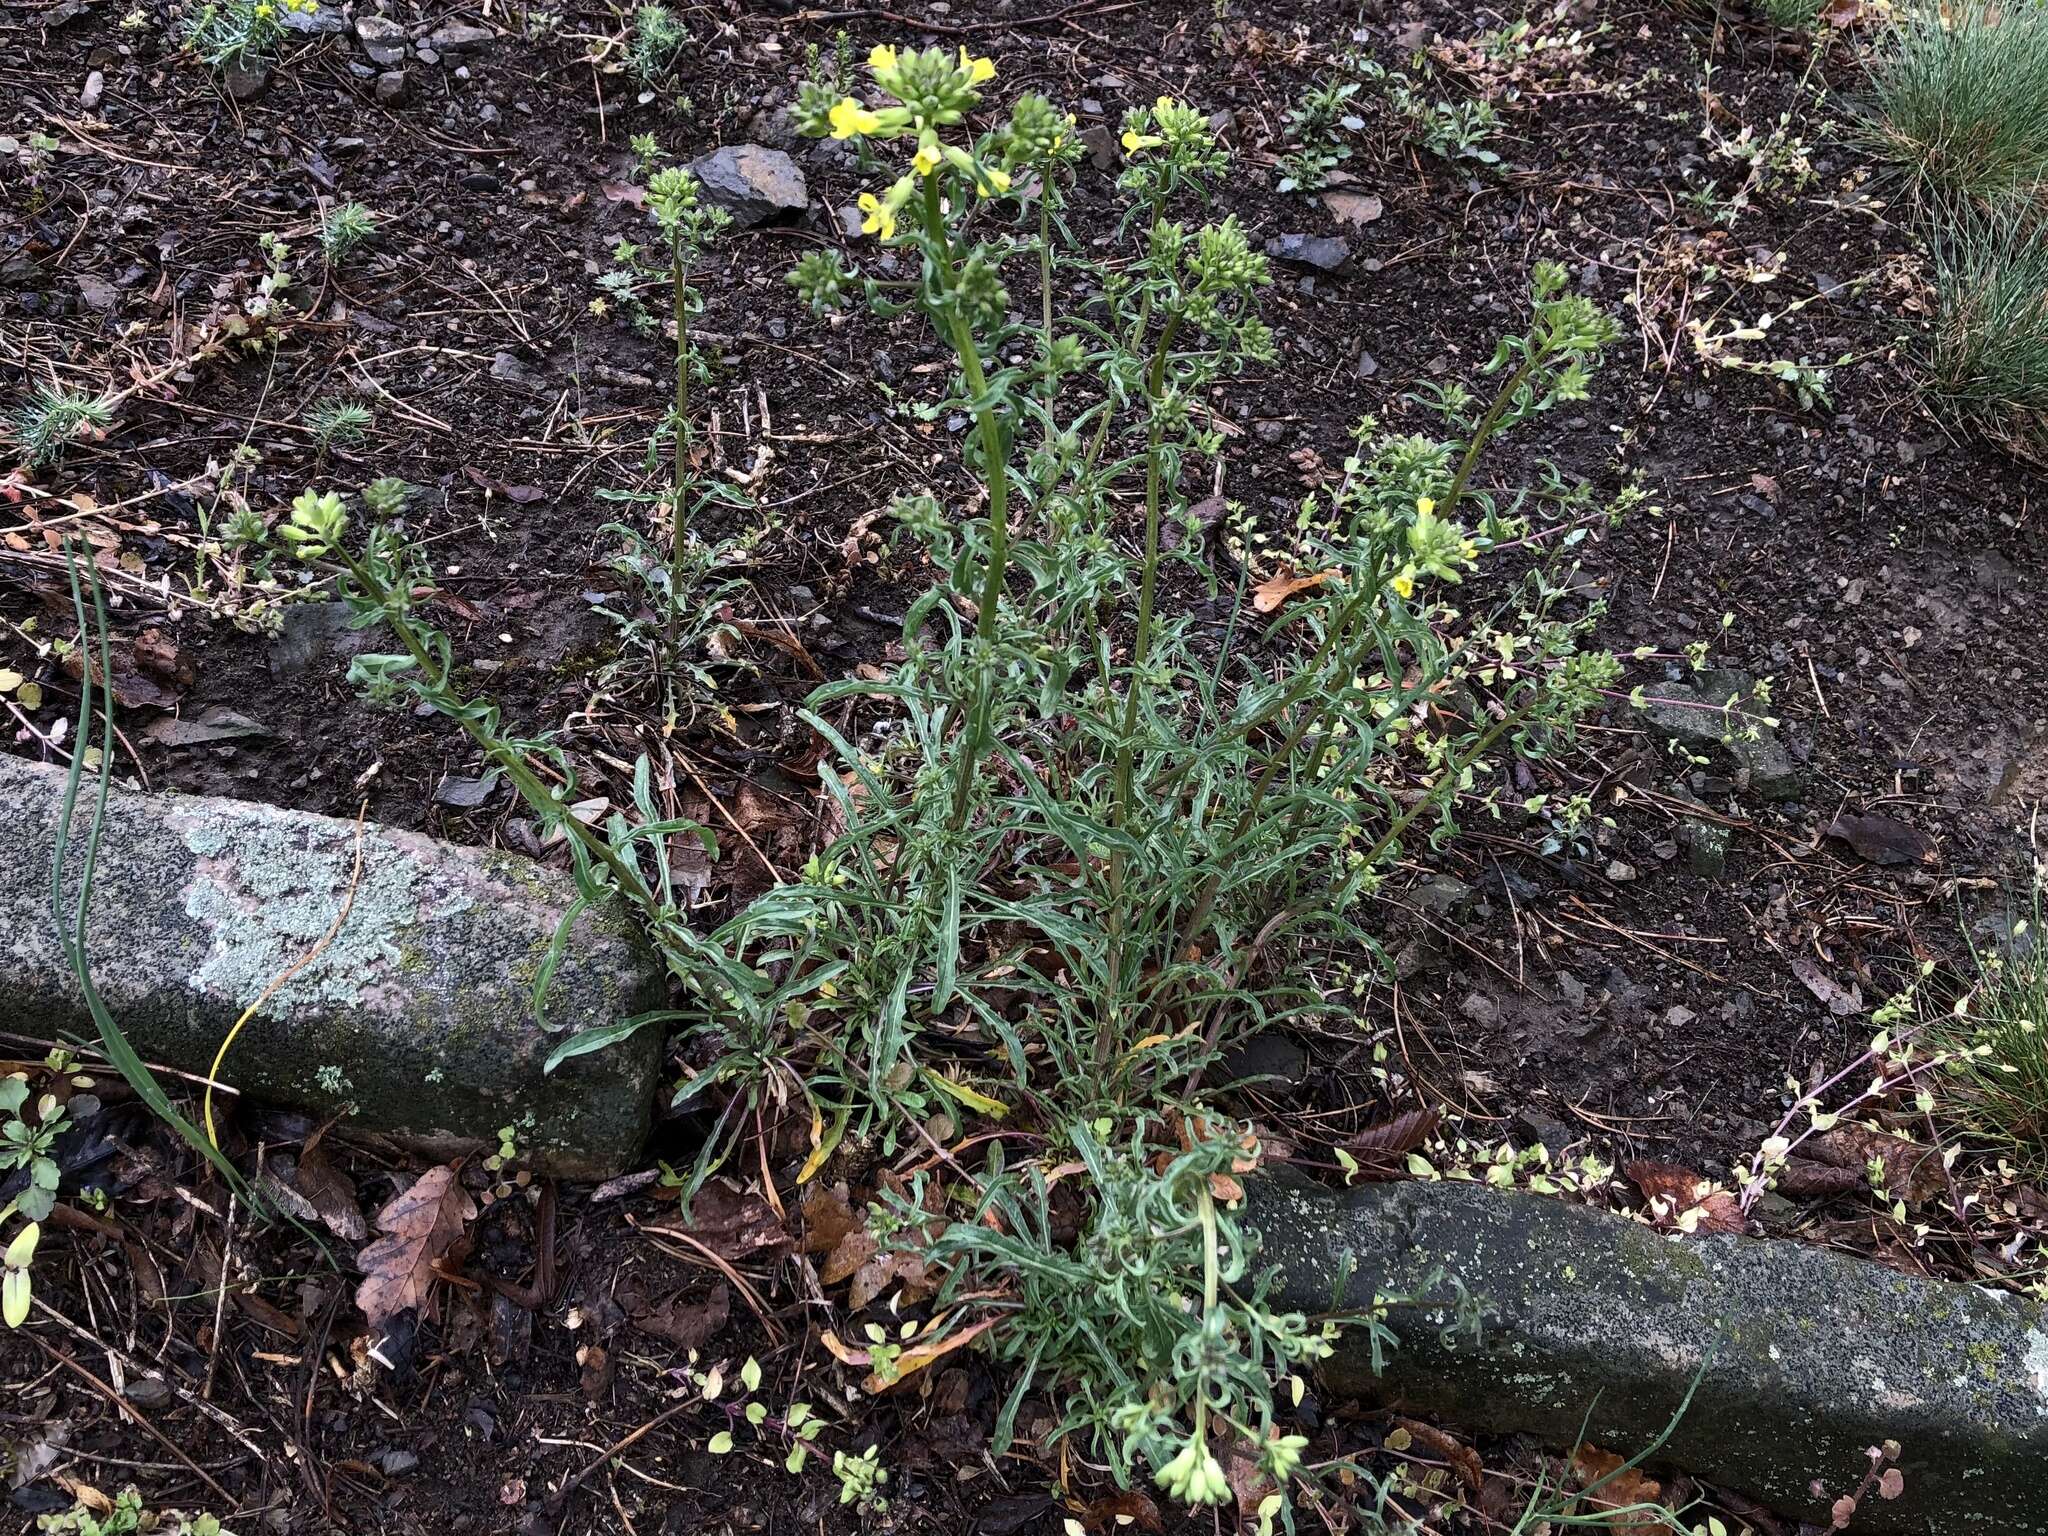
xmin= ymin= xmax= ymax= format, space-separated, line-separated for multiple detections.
xmin=282 ymin=3 xmax=346 ymax=32
xmin=1637 ymin=667 xmax=1799 ymax=801
xmin=1259 ymin=1177 xmax=2048 ymax=1531
xmin=267 ymin=600 xmax=371 ymax=679
xmin=1264 ymin=233 xmax=1350 ymax=271
xmin=223 ymin=64 xmax=267 ymax=101
xmin=422 ymin=20 xmax=492 ymax=53
xmin=353 ymin=14 xmax=407 ymax=65
xmin=685 ymin=143 xmax=809 ymax=226
xmin=0 ymin=755 xmax=664 ymax=1176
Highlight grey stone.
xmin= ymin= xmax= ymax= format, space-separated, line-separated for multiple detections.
xmin=490 ymin=348 xmax=548 ymax=392
xmin=80 ymin=70 xmax=104 ymax=109
xmin=423 ymin=20 xmax=493 ymax=52
xmin=354 ymin=14 xmax=407 ymax=65
xmin=223 ymin=64 xmax=268 ymax=101
xmin=1407 ymin=874 xmax=1474 ymax=919
xmin=1638 ymin=668 xmax=1799 ymax=802
xmin=1264 ymin=233 xmax=1350 ymax=271
xmin=282 ymin=3 xmax=346 ymax=31
xmin=1680 ymin=816 xmax=1731 ymax=880
xmin=686 ymin=143 xmax=809 ymax=226
xmin=1079 ymin=124 xmax=1117 ymax=171
xmin=268 ymin=601 xmax=371 ymax=680
xmin=374 ymin=69 xmax=408 ymax=105
xmin=1972 ymin=911 xmax=2039 ymax=968
xmin=0 ymin=755 xmax=663 ymax=1176
xmin=1260 ymin=1177 xmax=2048 ymax=1532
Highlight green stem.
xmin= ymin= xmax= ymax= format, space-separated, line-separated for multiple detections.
xmin=338 ymin=549 xmax=658 ymax=911
xmin=915 ymin=177 xmax=1015 ymax=834
xmin=1445 ymin=347 xmax=1543 ymax=515
xmin=1110 ymin=310 xmax=1187 ymax=825
xmin=669 ymin=242 xmax=691 ymax=641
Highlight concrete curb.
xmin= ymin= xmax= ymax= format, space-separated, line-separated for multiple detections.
xmin=2 ymin=755 xmax=665 ymax=1176
xmin=1259 ymin=1177 xmax=2048 ymax=1532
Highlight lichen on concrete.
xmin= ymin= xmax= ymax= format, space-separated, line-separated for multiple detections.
xmin=1 ymin=754 xmax=664 ymax=1177
xmin=1256 ymin=1176 xmax=2048 ymax=1532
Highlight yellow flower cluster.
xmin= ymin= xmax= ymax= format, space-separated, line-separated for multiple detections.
xmin=1388 ymin=496 xmax=1481 ymax=600
xmin=825 ymin=44 xmax=1013 ymax=241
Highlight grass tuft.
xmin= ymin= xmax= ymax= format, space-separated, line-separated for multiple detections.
xmin=1865 ymin=0 xmax=2048 ymax=201
xmin=1928 ymin=888 xmax=2048 ymax=1174
xmin=1928 ymin=206 xmax=2048 ymax=459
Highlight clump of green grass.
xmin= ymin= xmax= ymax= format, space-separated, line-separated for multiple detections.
xmin=1757 ymin=0 xmax=1827 ymax=30
xmin=1865 ymin=0 xmax=2048 ymax=201
xmin=1928 ymin=207 xmax=2048 ymax=459
xmin=1929 ymin=888 xmax=2048 ymax=1173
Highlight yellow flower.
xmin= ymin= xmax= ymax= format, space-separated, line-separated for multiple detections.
xmin=253 ymin=3 xmax=272 ymax=14
xmin=868 ymin=44 xmax=898 ymax=71
xmin=1416 ymin=496 xmax=1435 ymax=516
xmin=829 ymin=97 xmax=883 ymax=140
xmin=959 ymin=48 xmax=996 ymax=84
xmin=1460 ymin=539 xmax=1479 ymax=562
xmin=1155 ymin=95 xmax=1177 ymax=113
xmin=1391 ymin=566 xmax=1417 ymax=600
xmin=1121 ymin=129 xmax=1163 ymax=154
xmin=857 ymin=191 xmax=896 ymax=241
xmin=976 ymin=165 xmax=1011 ymax=197
xmin=911 ymin=140 xmax=942 ymax=177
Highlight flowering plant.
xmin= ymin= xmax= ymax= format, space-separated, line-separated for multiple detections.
xmin=184 ymin=0 xmax=316 ymax=69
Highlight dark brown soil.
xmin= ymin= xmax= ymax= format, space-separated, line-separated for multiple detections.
xmin=5 ymin=0 xmax=2045 ymax=1529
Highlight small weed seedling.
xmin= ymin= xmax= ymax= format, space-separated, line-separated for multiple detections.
xmin=319 ymin=201 xmax=377 ymax=263
xmin=1927 ymin=878 xmax=2048 ymax=1174
xmin=5 ymin=386 xmax=113 ymax=469
xmin=1276 ymin=75 xmax=1362 ymax=192
xmin=35 ymin=1487 xmax=227 ymax=1536
xmin=0 ymin=1071 xmax=69 ymax=1327
xmin=1359 ymin=55 xmax=1504 ymax=167
xmin=628 ymin=4 xmax=691 ymax=108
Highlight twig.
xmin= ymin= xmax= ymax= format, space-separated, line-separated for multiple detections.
xmin=32 ymin=1295 xmax=269 ymax=1465
xmin=546 ymin=1397 xmax=698 ymax=1514
xmin=26 ymin=1330 xmax=239 ymax=1509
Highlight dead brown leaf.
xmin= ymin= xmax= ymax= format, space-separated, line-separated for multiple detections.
xmin=1250 ymin=567 xmax=1337 ymax=613
xmin=624 ymin=1279 xmax=731 ymax=1352
xmin=1825 ymin=813 xmax=1938 ymax=868
xmin=799 ymin=1184 xmax=861 ymax=1255
xmin=1574 ymin=1445 xmax=1665 ymax=1534
xmin=1790 ymin=955 xmax=1863 ymax=1016
xmin=679 ymin=1179 xmax=789 ymax=1261
xmin=293 ymin=1145 xmax=368 ymax=1242
xmin=1345 ymin=1106 xmax=1441 ymax=1158
xmin=1772 ymin=1160 xmax=1864 ymax=1199
xmin=355 ymin=1165 xmax=474 ymax=1330
xmin=821 ymin=1227 xmax=880 ymax=1286
xmin=1625 ymin=1160 xmax=1744 ymax=1234
xmin=1801 ymin=1125 xmax=1942 ymax=1204
xmin=1390 ymin=1417 xmax=1483 ymax=1494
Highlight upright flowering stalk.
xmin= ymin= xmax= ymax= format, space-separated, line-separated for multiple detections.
xmin=788 ymin=45 xmax=1025 ymax=828
xmin=643 ymin=158 xmax=730 ymax=595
